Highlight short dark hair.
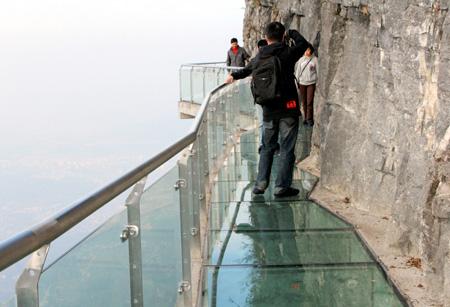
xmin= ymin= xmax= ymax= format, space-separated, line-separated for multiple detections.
xmin=264 ymin=22 xmax=285 ymax=42
xmin=257 ymin=39 xmax=268 ymax=48
xmin=308 ymin=44 xmax=315 ymax=54
xmin=231 ymin=38 xmax=238 ymax=44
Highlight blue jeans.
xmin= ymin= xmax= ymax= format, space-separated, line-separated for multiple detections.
xmin=255 ymin=104 xmax=263 ymax=148
xmin=256 ymin=116 xmax=299 ymax=192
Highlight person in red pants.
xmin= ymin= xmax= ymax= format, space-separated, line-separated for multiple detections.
xmin=296 ymin=46 xmax=318 ymax=126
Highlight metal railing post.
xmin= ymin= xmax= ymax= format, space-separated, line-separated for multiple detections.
xmin=179 ymin=66 xmax=183 ymax=102
xmin=15 ymin=245 xmax=50 ymax=307
xmin=190 ymin=67 xmax=194 ymax=103
xmin=176 ymin=155 xmax=193 ymax=306
xmin=121 ymin=177 xmax=147 ymax=307
xmin=202 ymin=67 xmax=207 ymax=99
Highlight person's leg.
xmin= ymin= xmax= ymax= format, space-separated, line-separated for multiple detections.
xmin=306 ymin=84 xmax=316 ymax=124
xmin=299 ymin=85 xmax=307 ymax=124
xmin=274 ymin=117 xmax=299 ymax=193
xmin=255 ymin=119 xmax=279 ymax=192
xmin=255 ymin=104 xmax=264 ymax=151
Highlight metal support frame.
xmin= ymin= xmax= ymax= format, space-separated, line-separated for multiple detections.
xmin=202 ymin=67 xmax=207 ymax=99
xmin=190 ymin=67 xmax=194 ymax=103
xmin=122 ymin=177 xmax=147 ymax=307
xmin=177 ymin=156 xmax=193 ymax=306
xmin=188 ymin=145 xmax=201 ymax=255
xmin=15 ymin=245 xmax=50 ymax=307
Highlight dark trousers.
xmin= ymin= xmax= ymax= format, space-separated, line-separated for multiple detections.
xmin=299 ymin=84 xmax=316 ymax=121
xmin=256 ymin=117 xmax=299 ymax=192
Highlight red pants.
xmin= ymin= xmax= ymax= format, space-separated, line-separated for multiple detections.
xmin=299 ymin=84 xmax=316 ymax=121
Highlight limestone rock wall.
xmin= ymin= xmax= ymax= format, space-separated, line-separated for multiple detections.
xmin=243 ymin=0 xmax=450 ymax=303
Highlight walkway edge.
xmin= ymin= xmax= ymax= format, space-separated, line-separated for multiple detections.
xmin=298 ymin=165 xmax=428 ymax=307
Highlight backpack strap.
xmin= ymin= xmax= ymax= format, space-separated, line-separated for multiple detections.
xmin=298 ymin=58 xmax=313 ymax=79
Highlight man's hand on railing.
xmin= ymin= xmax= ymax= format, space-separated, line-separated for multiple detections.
xmin=225 ymin=74 xmax=234 ymax=84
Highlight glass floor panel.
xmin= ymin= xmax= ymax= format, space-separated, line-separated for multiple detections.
xmin=210 ymin=201 xmax=351 ymax=231
xmin=216 ymin=163 xmax=317 ymax=183
xmin=208 ymin=230 xmax=372 ymax=266
xmin=204 ymin=265 xmax=405 ymax=307
xmin=211 ymin=179 xmax=317 ymax=203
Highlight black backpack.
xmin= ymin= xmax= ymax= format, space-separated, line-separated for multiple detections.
xmin=251 ymin=54 xmax=282 ymax=106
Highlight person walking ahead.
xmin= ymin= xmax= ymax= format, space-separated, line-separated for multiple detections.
xmin=296 ymin=46 xmax=318 ymax=126
xmin=227 ymin=38 xmax=250 ymax=70
xmin=226 ymin=22 xmax=310 ymax=197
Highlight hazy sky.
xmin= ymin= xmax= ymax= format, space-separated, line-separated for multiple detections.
xmin=0 ymin=0 xmax=245 ymax=231
xmin=0 ymin=0 xmax=245 ymax=146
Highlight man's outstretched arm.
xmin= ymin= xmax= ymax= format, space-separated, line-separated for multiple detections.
xmin=288 ymin=29 xmax=311 ymax=61
xmin=225 ymin=58 xmax=255 ymax=83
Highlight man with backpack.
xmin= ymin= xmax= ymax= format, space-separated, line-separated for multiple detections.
xmin=225 ymin=22 xmax=311 ymax=197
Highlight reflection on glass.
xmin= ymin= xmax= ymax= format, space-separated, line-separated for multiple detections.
xmin=208 ymin=230 xmax=372 ymax=266
xmin=210 ymin=201 xmax=351 ymax=231
xmin=205 ymin=266 xmax=404 ymax=307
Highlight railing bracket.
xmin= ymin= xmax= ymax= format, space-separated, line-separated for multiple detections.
xmin=191 ymin=228 xmax=199 ymax=236
xmin=120 ymin=225 xmax=140 ymax=242
xmin=178 ymin=281 xmax=191 ymax=294
xmin=174 ymin=179 xmax=187 ymax=191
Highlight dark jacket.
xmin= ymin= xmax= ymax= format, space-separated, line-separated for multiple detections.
xmin=231 ymin=30 xmax=310 ymax=120
xmin=227 ymin=46 xmax=250 ymax=68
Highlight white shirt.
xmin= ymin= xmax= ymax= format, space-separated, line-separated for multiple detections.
xmin=295 ymin=55 xmax=318 ymax=86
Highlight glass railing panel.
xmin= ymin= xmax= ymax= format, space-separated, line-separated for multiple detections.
xmin=139 ymin=166 xmax=185 ymax=307
xmin=0 ymin=297 xmax=16 ymax=307
xmin=39 ymin=209 xmax=131 ymax=307
xmin=37 ymin=166 xmax=185 ymax=307
xmin=180 ymin=67 xmax=193 ymax=102
xmin=179 ymin=64 xmax=234 ymax=105
xmin=203 ymin=68 xmax=218 ymax=94
xmin=203 ymin=265 xmax=404 ymax=307
xmin=192 ymin=67 xmax=206 ymax=104
xmin=204 ymin=68 xmax=226 ymax=95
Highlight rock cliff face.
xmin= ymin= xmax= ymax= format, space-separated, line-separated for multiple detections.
xmin=243 ymin=0 xmax=449 ymax=304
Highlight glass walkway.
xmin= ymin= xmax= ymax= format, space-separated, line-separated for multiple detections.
xmin=0 ymin=64 xmax=407 ymax=307
xmin=203 ymin=129 xmax=404 ymax=307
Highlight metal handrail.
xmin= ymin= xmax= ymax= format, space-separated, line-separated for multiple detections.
xmin=180 ymin=63 xmax=244 ymax=70
xmin=0 ymin=83 xmax=229 ymax=272
xmin=181 ymin=61 xmax=226 ymax=66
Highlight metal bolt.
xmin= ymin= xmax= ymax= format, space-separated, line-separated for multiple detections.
xmin=120 ymin=225 xmax=139 ymax=242
xmin=178 ymin=281 xmax=191 ymax=294
xmin=191 ymin=228 xmax=199 ymax=236
xmin=174 ymin=179 xmax=187 ymax=191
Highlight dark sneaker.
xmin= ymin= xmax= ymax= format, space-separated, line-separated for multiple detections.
xmin=274 ymin=187 xmax=300 ymax=198
xmin=252 ymin=186 xmax=265 ymax=195
xmin=303 ymin=120 xmax=308 ymax=126
xmin=307 ymin=120 xmax=315 ymax=127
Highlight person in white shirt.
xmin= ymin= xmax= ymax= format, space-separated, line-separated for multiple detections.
xmin=295 ymin=46 xmax=318 ymax=126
